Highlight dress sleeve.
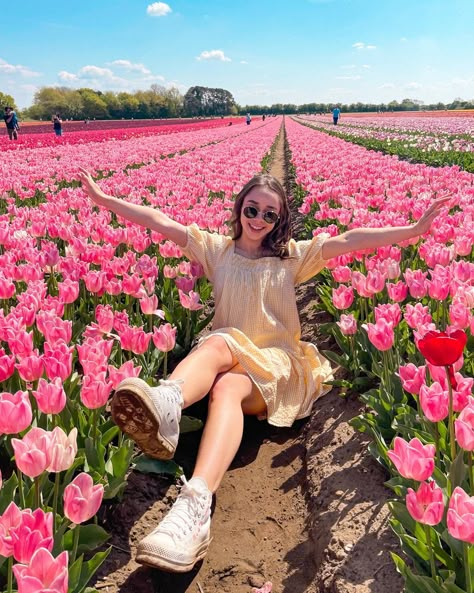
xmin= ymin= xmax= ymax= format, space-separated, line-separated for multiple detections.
xmin=293 ymin=232 xmax=330 ymax=284
xmin=180 ymin=224 xmax=229 ymax=280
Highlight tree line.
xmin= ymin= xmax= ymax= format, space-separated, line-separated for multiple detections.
xmin=1 ymin=87 xmax=474 ymax=121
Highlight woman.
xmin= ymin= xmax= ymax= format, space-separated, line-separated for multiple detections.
xmin=79 ymin=167 xmax=449 ymax=572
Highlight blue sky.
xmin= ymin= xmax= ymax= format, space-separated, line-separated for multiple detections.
xmin=2 ymin=0 xmax=473 ymax=108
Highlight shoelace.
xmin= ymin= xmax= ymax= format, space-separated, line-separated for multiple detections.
xmin=156 ymin=476 xmax=209 ymax=542
xmin=154 ymin=378 xmax=184 ymax=406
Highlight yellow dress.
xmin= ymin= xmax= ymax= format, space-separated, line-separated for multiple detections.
xmin=181 ymin=224 xmax=334 ymax=427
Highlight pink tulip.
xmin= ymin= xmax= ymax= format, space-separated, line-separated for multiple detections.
xmin=404 ymin=269 xmax=428 ymax=299
xmin=386 ymin=281 xmax=408 ymax=303
xmin=332 ymin=266 xmax=352 ymax=283
xmin=58 ymin=278 xmax=80 ymax=304
xmin=455 ymin=398 xmax=474 ymax=451
xmin=48 ymin=427 xmax=78 ymax=472
xmin=13 ymin=547 xmax=68 ymax=593
xmin=43 ymin=341 xmax=74 ymax=381
xmin=33 ymin=377 xmax=67 ymax=414
xmin=0 ymin=390 xmax=33 ymax=434
xmin=108 ymin=360 xmax=142 ymax=390
xmin=11 ymin=507 xmax=54 ymax=563
xmin=336 ymin=314 xmax=357 ymax=335
xmin=95 ymin=304 xmax=115 ymax=333
xmin=63 ymin=473 xmax=104 ymax=524
xmin=398 ymin=364 xmax=426 ymax=395
xmin=0 ymin=502 xmax=22 ymax=557
xmin=374 ymin=303 xmax=401 ymax=327
xmin=0 ymin=275 xmax=15 ymax=299
xmin=447 ymin=487 xmax=474 ymax=544
xmin=449 ymin=301 xmax=471 ymax=329
xmin=331 ymin=285 xmax=354 ymax=310
xmin=163 ymin=265 xmax=178 ymax=279
xmin=8 ymin=330 xmax=34 ymax=359
xmin=362 ymin=318 xmax=394 ymax=351
xmin=406 ymin=481 xmax=444 ymax=525
xmin=15 ymin=351 xmax=44 ymax=382
xmin=387 ymin=437 xmax=435 ymax=481
xmin=80 ymin=372 xmax=113 ymax=409
xmin=419 ymin=382 xmax=449 ymax=422
xmin=12 ymin=427 xmax=53 ymax=478
xmin=152 ymin=323 xmax=177 ymax=352
xmin=178 ymin=289 xmax=204 ymax=311
xmin=404 ymin=303 xmax=432 ymax=329
xmin=0 ymin=348 xmax=15 ymax=381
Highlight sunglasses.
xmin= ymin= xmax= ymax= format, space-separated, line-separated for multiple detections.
xmin=243 ymin=205 xmax=280 ymax=225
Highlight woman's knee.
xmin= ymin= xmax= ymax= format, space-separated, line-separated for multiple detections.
xmin=199 ymin=336 xmax=235 ymax=369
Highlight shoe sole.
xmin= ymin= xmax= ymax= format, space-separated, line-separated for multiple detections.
xmin=110 ymin=378 xmax=175 ymax=460
xmin=136 ymin=536 xmax=212 ymax=573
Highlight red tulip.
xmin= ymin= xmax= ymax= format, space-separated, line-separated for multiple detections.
xmin=418 ymin=330 xmax=467 ymax=367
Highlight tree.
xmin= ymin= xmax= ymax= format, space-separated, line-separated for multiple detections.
xmin=0 ymin=91 xmax=17 ymax=110
xmin=183 ymin=86 xmax=236 ymax=117
xmin=77 ymin=88 xmax=109 ymax=119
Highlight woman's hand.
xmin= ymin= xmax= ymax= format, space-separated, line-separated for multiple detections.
xmin=78 ymin=167 xmax=107 ymax=206
xmin=412 ymin=194 xmax=452 ymax=236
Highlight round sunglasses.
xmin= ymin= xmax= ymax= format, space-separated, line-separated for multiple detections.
xmin=243 ymin=205 xmax=280 ymax=225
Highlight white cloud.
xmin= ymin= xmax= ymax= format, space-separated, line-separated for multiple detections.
xmin=196 ymin=49 xmax=231 ymax=62
xmin=240 ymin=60 xmax=248 ymax=64
xmin=379 ymin=83 xmax=395 ymax=89
xmin=58 ymin=70 xmax=78 ymax=81
xmin=352 ymin=42 xmax=376 ymax=51
xmin=336 ymin=75 xmax=362 ymax=80
xmin=0 ymin=58 xmax=41 ymax=77
xmin=80 ymin=65 xmax=115 ymax=78
xmin=147 ymin=2 xmax=172 ymax=17
xmin=110 ymin=60 xmax=151 ymax=74
xmin=405 ymin=82 xmax=422 ymax=90
xmin=400 ymin=37 xmax=408 ymax=43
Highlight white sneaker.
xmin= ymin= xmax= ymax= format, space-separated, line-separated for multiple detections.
xmin=111 ymin=377 xmax=183 ymax=459
xmin=136 ymin=476 xmax=213 ymax=572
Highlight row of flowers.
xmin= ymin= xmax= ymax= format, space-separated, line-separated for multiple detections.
xmin=286 ymin=117 xmax=474 ymax=592
xmin=294 ymin=115 xmax=474 ymax=173
xmin=0 ymin=118 xmax=282 ymax=592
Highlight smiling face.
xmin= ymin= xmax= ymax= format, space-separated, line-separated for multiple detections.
xmin=240 ymin=187 xmax=281 ymax=244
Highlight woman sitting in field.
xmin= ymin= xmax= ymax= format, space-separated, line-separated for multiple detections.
xmin=79 ymin=167 xmax=448 ymax=573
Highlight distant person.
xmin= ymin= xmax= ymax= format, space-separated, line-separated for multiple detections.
xmin=332 ymin=106 xmax=341 ymax=125
xmin=52 ymin=114 xmax=63 ymax=136
xmin=262 ymin=114 xmax=266 ymax=121
xmin=3 ymin=106 xmax=19 ymax=140
xmin=246 ymin=113 xmax=251 ymax=125
xmin=227 ymin=121 xmax=233 ymax=126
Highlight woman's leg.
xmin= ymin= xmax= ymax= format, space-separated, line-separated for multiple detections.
xmin=169 ymin=335 xmax=238 ymax=406
xmin=192 ymin=368 xmax=267 ymax=492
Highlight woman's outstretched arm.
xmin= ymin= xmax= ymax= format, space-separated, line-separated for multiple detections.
xmin=321 ymin=196 xmax=451 ymax=260
xmin=78 ymin=167 xmax=188 ymax=247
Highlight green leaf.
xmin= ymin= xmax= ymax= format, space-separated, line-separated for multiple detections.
xmin=68 ymin=555 xmax=84 ymax=593
xmin=133 ymin=455 xmax=183 ymax=477
xmin=71 ymin=549 xmax=111 ymax=593
xmin=320 ymin=349 xmax=349 ymax=369
xmin=63 ymin=524 xmax=110 ymax=554
xmin=449 ymin=450 xmax=467 ymax=491
xmin=0 ymin=472 xmax=18 ymax=513
xmin=179 ymin=415 xmax=204 ymax=434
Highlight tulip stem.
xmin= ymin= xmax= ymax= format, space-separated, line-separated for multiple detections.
xmin=446 ymin=366 xmax=456 ymax=462
xmin=7 ymin=555 xmax=13 ymax=593
xmin=34 ymin=476 xmax=41 ymax=509
xmin=469 ymin=453 xmax=474 ymax=496
xmin=52 ymin=471 xmax=61 ymax=531
xmin=163 ymin=352 xmax=168 ymax=379
xmin=464 ymin=543 xmax=472 ymax=593
xmin=424 ymin=524 xmax=437 ymax=581
xmin=71 ymin=524 xmax=81 ymax=565
xmin=17 ymin=468 xmax=26 ymax=509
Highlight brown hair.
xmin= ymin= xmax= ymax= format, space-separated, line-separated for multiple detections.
xmin=229 ymin=174 xmax=291 ymax=258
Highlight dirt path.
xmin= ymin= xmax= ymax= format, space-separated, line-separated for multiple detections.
xmin=94 ymin=120 xmax=403 ymax=593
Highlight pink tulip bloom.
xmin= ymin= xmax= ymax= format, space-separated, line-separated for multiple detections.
xmin=63 ymin=473 xmax=104 ymax=524
xmin=374 ymin=303 xmax=401 ymax=327
xmin=404 ymin=303 xmax=432 ymax=329
xmin=48 ymin=427 xmax=78 ymax=472
xmin=12 ymin=427 xmax=53 ymax=478
xmin=113 ymin=310 xmax=129 ymax=332
xmin=152 ymin=323 xmax=177 ymax=352
xmin=139 ymin=294 xmax=159 ymax=315
xmin=58 ymin=278 xmax=80 ymax=304
xmin=419 ymin=382 xmax=449 ymax=422
xmin=332 ymin=285 xmax=354 ymax=310
xmin=0 ymin=391 xmax=32 ymax=434
xmin=366 ymin=270 xmax=386 ymax=295
xmin=387 ymin=437 xmax=435 ymax=481
xmin=406 ymin=481 xmax=444 ymax=525
xmin=8 ymin=330 xmax=34 ymax=359
xmin=336 ymin=314 xmax=357 ymax=336
xmin=0 ymin=502 xmax=22 ymax=557
xmin=175 ymin=276 xmax=195 ymax=293
xmin=0 ymin=275 xmax=15 ymax=299
xmin=179 ymin=289 xmax=204 ymax=311
xmin=398 ymin=364 xmax=426 ymax=395
xmin=84 ymin=270 xmax=106 ymax=294
xmin=80 ymin=372 xmax=113 ymax=410
xmin=404 ymin=268 xmax=428 ymax=299
xmin=455 ymin=398 xmax=474 ymax=451
xmin=15 ymin=351 xmax=44 ymax=382
xmin=122 ymin=273 xmax=143 ymax=297
xmin=33 ymin=377 xmax=67 ymax=415
xmin=362 ymin=318 xmax=394 ymax=351
xmin=252 ymin=583 xmax=273 ymax=593
xmin=448 ymin=487 xmax=474 ymax=544
xmin=43 ymin=341 xmax=74 ymax=381
xmin=332 ymin=266 xmax=352 ymax=283
xmin=11 ymin=507 xmax=54 ymax=563
xmin=351 ymin=271 xmax=372 ymax=298
xmin=0 ymin=348 xmax=15 ymax=382
xmin=453 ymin=375 xmax=474 ymax=412
xmin=163 ymin=265 xmax=178 ymax=279
xmin=449 ymin=301 xmax=471 ymax=330
xmin=13 ymin=547 xmax=68 ymax=593
xmin=108 ymin=360 xmax=141 ymax=390
xmin=386 ymin=281 xmax=408 ymax=303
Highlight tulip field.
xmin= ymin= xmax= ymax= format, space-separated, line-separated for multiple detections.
xmin=0 ymin=111 xmax=473 ymax=593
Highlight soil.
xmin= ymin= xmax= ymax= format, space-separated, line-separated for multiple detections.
xmin=93 ymin=120 xmax=404 ymax=593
